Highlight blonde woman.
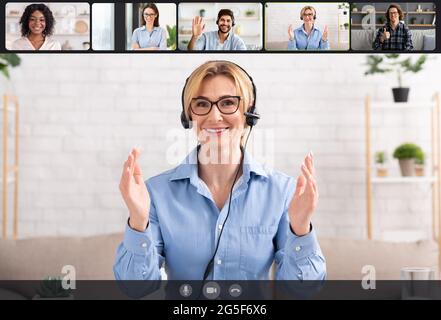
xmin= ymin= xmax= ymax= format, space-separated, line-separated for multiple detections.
xmin=287 ymin=6 xmax=329 ymax=50
xmin=114 ymin=60 xmax=325 ymax=281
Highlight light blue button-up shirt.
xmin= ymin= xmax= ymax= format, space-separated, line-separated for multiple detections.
xmin=194 ymin=30 xmax=247 ymax=50
xmin=132 ymin=26 xmax=167 ymax=50
xmin=287 ymin=25 xmax=329 ymax=50
xmin=113 ymin=148 xmax=326 ymax=281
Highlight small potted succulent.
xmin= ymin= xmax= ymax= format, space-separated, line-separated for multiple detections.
xmin=199 ymin=9 xmax=206 ymax=17
xmin=33 ymin=277 xmax=73 ymax=300
xmin=393 ymin=143 xmax=423 ymax=176
xmin=415 ymin=149 xmax=425 ymax=177
xmin=245 ymin=9 xmax=256 ymax=17
xmin=375 ymin=151 xmax=388 ymax=177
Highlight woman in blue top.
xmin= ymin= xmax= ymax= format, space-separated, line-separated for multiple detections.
xmin=287 ymin=6 xmax=329 ymax=50
xmin=114 ymin=60 xmax=326 ymax=281
xmin=131 ymin=3 xmax=167 ymax=50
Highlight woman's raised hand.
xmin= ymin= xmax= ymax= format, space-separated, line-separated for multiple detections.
xmin=119 ymin=148 xmax=150 ymax=232
xmin=288 ymin=24 xmax=295 ymax=41
xmin=288 ymin=151 xmax=318 ymax=236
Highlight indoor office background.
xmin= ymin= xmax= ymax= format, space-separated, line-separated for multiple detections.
xmin=125 ymin=3 xmax=177 ymax=50
xmin=178 ymin=2 xmax=263 ymax=50
xmin=351 ymin=2 xmax=436 ymax=51
xmin=0 ymin=54 xmax=439 ymax=280
xmin=265 ymin=2 xmax=350 ymax=50
xmin=5 ymin=2 xmax=91 ymax=50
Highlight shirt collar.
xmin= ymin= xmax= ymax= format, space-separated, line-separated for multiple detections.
xmin=142 ymin=26 xmax=159 ymax=32
xmin=301 ymin=24 xmax=318 ymax=34
xmin=216 ymin=30 xmax=232 ymax=42
xmin=169 ymin=146 xmax=268 ymax=182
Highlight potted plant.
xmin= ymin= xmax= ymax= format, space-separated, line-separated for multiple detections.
xmin=351 ymin=4 xmax=358 ymax=12
xmin=343 ymin=22 xmax=349 ymax=30
xmin=364 ymin=54 xmax=427 ymax=103
xmin=33 ymin=277 xmax=74 ymax=300
xmin=245 ymin=9 xmax=256 ymax=17
xmin=199 ymin=9 xmax=205 ymax=17
xmin=166 ymin=25 xmax=176 ymax=50
xmin=415 ymin=149 xmax=425 ymax=176
xmin=375 ymin=151 xmax=388 ymax=177
xmin=393 ymin=143 xmax=423 ymax=176
xmin=338 ymin=3 xmax=349 ymax=15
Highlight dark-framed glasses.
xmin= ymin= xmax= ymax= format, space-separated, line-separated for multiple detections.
xmin=190 ymin=96 xmax=241 ymax=115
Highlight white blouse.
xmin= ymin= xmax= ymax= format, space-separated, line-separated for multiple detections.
xmin=11 ymin=36 xmax=61 ymax=50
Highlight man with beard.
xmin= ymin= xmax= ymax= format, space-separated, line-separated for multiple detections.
xmin=187 ymin=9 xmax=247 ymax=51
xmin=373 ymin=3 xmax=413 ymax=50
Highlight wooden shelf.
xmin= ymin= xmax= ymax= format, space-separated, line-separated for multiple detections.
xmin=371 ymin=102 xmax=435 ymax=110
xmin=7 ymin=14 xmax=89 ymax=18
xmin=352 ymin=11 xmax=435 ymax=14
xmin=351 ymin=23 xmax=435 ymax=27
xmin=178 ymin=33 xmax=260 ymax=38
xmin=409 ymin=24 xmax=436 ymax=27
xmin=2 ymin=94 xmax=19 ymax=240
xmin=372 ymin=176 xmax=437 ymax=184
xmin=364 ymin=93 xmax=441 ymax=251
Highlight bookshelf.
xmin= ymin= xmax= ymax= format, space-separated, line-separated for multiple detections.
xmin=365 ymin=93 xmax=441 ymax=271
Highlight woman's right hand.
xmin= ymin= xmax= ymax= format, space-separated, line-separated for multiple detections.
xmin=288 ymin=24 xmax=295 ymax=41
xmin=119 ymin=148 xmax=150 ymax=232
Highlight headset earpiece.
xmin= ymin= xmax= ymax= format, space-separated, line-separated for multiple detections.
xmin=180 ymin=110 xmax=191 ymax=129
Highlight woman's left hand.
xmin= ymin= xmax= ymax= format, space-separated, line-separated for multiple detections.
xmin=288 ymin=151 xmax=318 ymax=236
xmin=322 ymin=25 xmax=328 ymax=41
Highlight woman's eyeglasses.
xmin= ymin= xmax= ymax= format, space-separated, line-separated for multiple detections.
xmin=190 ymin=96 xmax=241 ymax=115
xmin=143 ymin=13 xmax=157 ymax=17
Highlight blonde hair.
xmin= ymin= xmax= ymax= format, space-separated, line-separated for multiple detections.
xmin=182 ymin=60 xmax=255 ymax=130
xmin=300 ymin=5 xmax=316 ymax=20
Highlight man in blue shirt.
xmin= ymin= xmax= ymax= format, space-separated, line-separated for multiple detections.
xmin=114 ymin=61 xmax=326 ymax=281
xmin=187 ymin=9 xmax=247 ymax=51
xmin=287 ymin=6 xmax=329 ymax=50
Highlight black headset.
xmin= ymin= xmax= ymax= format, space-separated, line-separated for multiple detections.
xmin=300 ymin=7 xmax=317 ymax=20
xmin=180 ymin=61 xmax=260 ymax=130
xmin=216 ymin=9 xmax=236 ymax=27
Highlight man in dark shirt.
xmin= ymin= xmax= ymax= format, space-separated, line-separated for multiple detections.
xmin=373 ymin=3 xmax=413 ymax=50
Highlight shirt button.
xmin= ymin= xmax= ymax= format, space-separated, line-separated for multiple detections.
xmin=217 ymin=259 xmax=222 ymax=265
xmin=141 ymin=242 xmax=147 ymax=248
xmin=295 ymin=246 xmax=301 ymax=252
xmin=218 ymin=224 xmax=223 ymax=230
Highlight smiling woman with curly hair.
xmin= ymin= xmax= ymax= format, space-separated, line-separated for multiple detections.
xmin=11 ymin=3 xmax=61 ymax=50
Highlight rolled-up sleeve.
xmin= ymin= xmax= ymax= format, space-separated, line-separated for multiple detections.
xmin=194 ymin=34 xmax=206 ymax=50
xmin=113 ymin=187 xmax=165 ymax=280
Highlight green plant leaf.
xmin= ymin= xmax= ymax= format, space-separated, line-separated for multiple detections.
xmin=0 ymin=53 xmax=21 ymax=67
xmin=393 ymin=143 xmax=422 ymax=159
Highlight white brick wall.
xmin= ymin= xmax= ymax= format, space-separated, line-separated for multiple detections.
xmin=1 ymin=53 xmax=440 ymax=241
